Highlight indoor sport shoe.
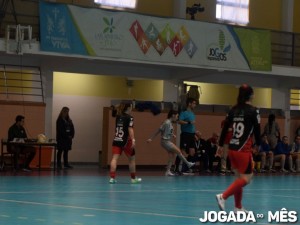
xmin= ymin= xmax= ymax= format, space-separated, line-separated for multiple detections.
xmin=165 ymin=170 xmax=175 ymax=176
xmin=219 ymin=171 xmax=226 ymax=176
xmin=268 ymin=168 xmax=276 ymax=173
xmin=259 ymin=169 xmax=266 ymax=173
xmin=280 ymin=168 xmax=288 ymax=173
xmin=109 ymin=178 xmax=117 ymax=184
xmin=188 ymin=162 xmax=195 ymax=168
xmin=131 ymin=177 xmax=142 ymax=184
xmin=216 ymin=194 xmax=225 ymax=211
xmin=64 ymin=164 xmax=73 ymax=169
xmin=22 ymin=167 xmax=32 ymax=172
xmin=234 ymin=207 xmax=249 ymax=214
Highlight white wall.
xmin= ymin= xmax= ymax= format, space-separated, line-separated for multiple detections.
xmin=52 ymin=94 xmax=112 ymax=163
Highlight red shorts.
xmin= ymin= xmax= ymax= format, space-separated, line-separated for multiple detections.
xmin=112 ymin=139 xmax=135 ymax=157
xmin=228 ymin=150 xmax=253 ymax=174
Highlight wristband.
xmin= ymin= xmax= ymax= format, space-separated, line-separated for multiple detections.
xmin=188 ymin=121 xmax=191 ymax=124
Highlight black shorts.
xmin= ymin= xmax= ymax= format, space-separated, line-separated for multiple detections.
xmin=180 ymin=132 xmax=195 ymax=152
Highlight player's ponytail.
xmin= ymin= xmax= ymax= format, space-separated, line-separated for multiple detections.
xmin=116 ymin=102 xmax=132 ymax=116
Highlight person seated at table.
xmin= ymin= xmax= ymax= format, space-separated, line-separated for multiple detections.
xmin=7 ymin=115 xmax=36 ymax=172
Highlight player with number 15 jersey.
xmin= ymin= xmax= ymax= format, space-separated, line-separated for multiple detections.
xmin=109 ymin=103 xmax=141 ymax=184
xmin=113 ymin=114 xmax=134 ymax=149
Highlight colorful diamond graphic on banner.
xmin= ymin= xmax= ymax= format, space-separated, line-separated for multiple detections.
xmin=178 ymin=26 xmax=190 ymax=46
xmin=153 ymin=35 xmax=167 ymax=55
xmin=145 ymin=23 xmax=159 ymax=43
xmin=130 ymin=20 xmax=197 ymax=57
xmin=161 ymin=24 xmax=176 ymax=45
xmin=184 ymin=39 xmax=197 ymax=58
xmin=129 ymin=20 xmax=144 ymax=41
xmin=137 ymin=33 xmax=151 ymax=54
xmin=169 ymin=35 xmax=183 ymax=57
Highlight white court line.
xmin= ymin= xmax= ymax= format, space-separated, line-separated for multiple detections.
xmin=0 ymin=198 xmax=198 ymax=220
xmin=17 ymin=216 xmax=28 ymax=219
xmin=0 ymin=214 xmax=10 ymax=218
xmin=0 ymin=198 xmax=297 ymax=225
xmin=246 ymin=192 xmax=300 ymax=199
xmin=0 ymin=190 xmax=221 ymax=194
xmin=1 ymin=188 xmax=300 ymax=195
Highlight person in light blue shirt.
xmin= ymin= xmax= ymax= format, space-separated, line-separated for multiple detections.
xmin=174 ymin=97 xmax=197 ymax=173
xmin=179 ymin=109 xmax=196 ymax=134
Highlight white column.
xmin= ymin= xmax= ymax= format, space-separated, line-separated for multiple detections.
xmin=42 ymin=69 xmax=54 ymax=138
xmin=281 ymin=0 xmax=294 ymax=32
xmin=173 ymin=0 xmax=186 ymax=19
xmin=163 ymin=80 xmax=178 ymax=102
xmin=271 ymin=88 xmax=290 ymax=137
xmin=163 ymin=80 xmax=182 ymax=146
xmin=271 ymin=88 xmax=288 ymax=110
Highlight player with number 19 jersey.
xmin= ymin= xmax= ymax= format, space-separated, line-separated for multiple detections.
xmin=113 ymin=114 xmax=133 ymax=147
xmin=216 ymin=85 xmax=260 ymax=212
xmin=220 ymin=104 xmax=261 ymax=152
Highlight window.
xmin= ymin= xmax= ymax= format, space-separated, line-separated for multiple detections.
xmin=216 ymin=0 xmax=249 ymax=25
xmin=290 ymin=89 xmax=300 ymax=110
xmin=94 ymin=0 xmax=137 ymax=9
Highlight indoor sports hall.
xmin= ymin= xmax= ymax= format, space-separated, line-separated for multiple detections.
xmin=1 ymin=1 xmax=300 ymax=225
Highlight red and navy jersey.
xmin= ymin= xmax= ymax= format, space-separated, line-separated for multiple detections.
xmin=112 ymin=113 xmax=134 ymax=147
xmin=219 ymin=104 xmax=261 ymax=151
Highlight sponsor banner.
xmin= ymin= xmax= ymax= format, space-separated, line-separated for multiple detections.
xmin=232 ymin=27 xmax=272 ymax=71
xmin=39 ymin=2 xmax=88 ymax=55
xmin=40 ymin=1 xmax=271 ymax=71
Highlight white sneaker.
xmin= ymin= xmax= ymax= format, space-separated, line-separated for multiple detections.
xmin=188 ymin=162 xmax=195 ymax=168
xmin=269 ymin=168 xmax=276 ymax=173
xmin=259 ymin=169 xmax=266 ymax=173
xmin=216 ymin=194 xmax=225 ymax=211
xmin=234 ymin=207 xmax=249 ymax=214
xmin=165 ymin=170 xmax=175 ymax=176
xmin=109 ymin=178 xmax=117 ymax=184
xmin=280 ymin=168 xmax=288 ymax=173
xmin=290 ymin=168 xmax=296 ymax=173
xmin=182 ymin=171 xmax=195 ymax=176
xmin=131 ymin=177 xmax=142 ymax=184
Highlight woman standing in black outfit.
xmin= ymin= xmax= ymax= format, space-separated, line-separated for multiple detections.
xmin=56 ymin=107 xmax=75 ymax=169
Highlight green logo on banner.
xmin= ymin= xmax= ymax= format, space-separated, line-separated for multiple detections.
xmin=94 ymin=16 xmax=124 ymax=50
xmin=103 ymin=17 xmax=116 ymax=33
xmin=207 ymin=29 xmax=231 ymax=61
